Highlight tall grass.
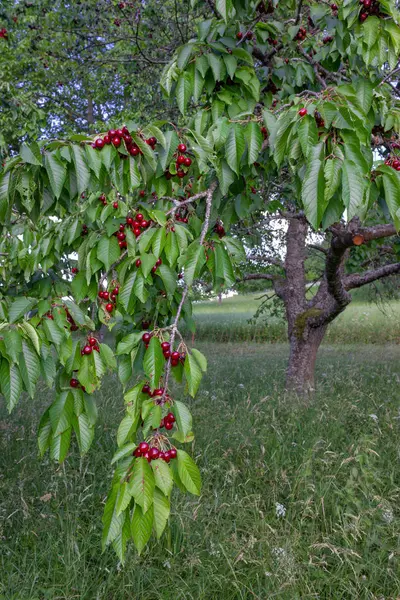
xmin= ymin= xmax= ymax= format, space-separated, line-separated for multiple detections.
xmin=1 ymin=342 xmax=400 ymax=599
xmin=189 ymin=294 xmax=400 ymax=344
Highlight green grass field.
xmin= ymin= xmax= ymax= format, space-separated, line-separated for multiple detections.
xmin=1 ymin=297 xmax=400 ymax=599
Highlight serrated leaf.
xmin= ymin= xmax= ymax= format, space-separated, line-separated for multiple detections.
xmin=19 ymin=339 xmax=40 ymax=398
xmin=143 ymin=336 xmax=164 ymax=388
xmin=111 ymin=443 xmax=137 ymax=465
xmin=0 ymin=360 xmax=22 ymax=412
xmin=341 ymin=159 xmax=367 ymax=219
xmin=102 ymin=484 xmax=126 ymax=549
xmin=324 ymin=157 xmax=342 ymax=202
xmin=301 ymin=143 xmax=326 ymax=230
xmin=225 ymin=124 xmax=245 ymax=176
xmin=176 ymin=72 xmax=193 ymax=116
xmin=180 ymin=241 xmax=206 ymax=287
xmin=21 ymin=142 xmax=42 ymax=166
xmin=45 ymin=152 xmax=66 ymax=199
xmin=9 ymin=297 xmax=37 ymax=324
xmin=157 ymin=264 xmax=177 ymax=297
xmin=97 ymin=236 xmax=121 ymax=272
xmin=117 ymin=412 xmax=140 ymax=447
xmin=183 ymin=353 xmax=203 ymax=398
xmin=177 ymin=450 xmax=201 ymax=495
xmin=70 ymin=145 xmax=91 ymax=195
xmin=151 ymin=459 xmax=173 ymax=496
xmin=216 ymin=0 xmax=235 ymax=22
xmin=191 ymin=348 xmax=207 ymax=372
xmin=244 ymin=122 xmax=262 ymax=166
xmin=38 ymin=408 xmax=52 ymax=456
xmin=131 ymin=503 xmax=154 ymax=554
xmin=172 ymin=399 xmax=193 ymax=436
xmin=116 ymin=331 xmax=143 ymax=355
xmin=129 ymin=457 xmax=155 ymax=512
xmin=50 ymin=426 xmax=72 ymax=463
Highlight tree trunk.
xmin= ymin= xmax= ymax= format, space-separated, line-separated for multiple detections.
xmin=286 ymin=324 xmax=327 ymax=394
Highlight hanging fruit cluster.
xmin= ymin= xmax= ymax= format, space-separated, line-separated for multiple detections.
xmin=359 ymin=0 xmax=384 ymax=21
xmin=91 ymin=125 xmax=156 ymax=157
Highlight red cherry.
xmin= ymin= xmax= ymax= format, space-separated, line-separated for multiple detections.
xmin=165 ymin=421 xmax=173 ymax=430
xmin=169 ymin=448 xmax=177 ymax=459
xmin=130 ymin=147 xmax=140 ymax=156
xmin=140 ymin=220 xmax=148 ymax=228
xmin=117 ymin=231 xmax=126 ymax=241
xmin=163 ymin=350 xmax=171 ymax=359
xmin=126 ymin=216 xmax=134 ymax=225
xmin=171 ymin=351 xmax=180 ymax=361
xmin=161 ymin=341 xmax=170 ymax=351
xmin=177 ymin=155 xmax=186 ymax=165
xmin=149 ymin=447 xmax=159 ymax=460
xmin=113 ymin=201 xmax=119 ymax=209
xmin=98 ymin=291 xmax=104 ymax=299
xmin=133 ymin=221 xmax=140 ymax=228
xmin=116 ymin=129 xmax=124 ymax=137
xmin=155 ymin=258 xmax=162 ymax=267
xmin=136 ymin=213 xmax=143 ymax=222
xmin=177 ymin=143 xmax=187 ymax=153
xmin=103 ymin=291 xmax=110 ymax=300
xmin=152 ymin=265 xmax=158 ymax=273
xmin=94 ymin=345 xmax=100 ymax=352
xmin=184 ymin=157 xmax=192 ymax=167
xmin=143 ymin=452 xmax=151 ymax=462
xmin=109 ymin=129 xmax=117 ymax=137
xmin=105 ymin=303 xmax=114 ymax=313
xmin=359 ymin=12 xmax=368 ymax=21
xmin=159 ymin=451 xmax=165 ymax=460
xmin=112 ymin=287 xmax=119 ymax=295
xmin=70 ymin=378 xmax=79 ymax=388
xmin=163 ymin=451 xmax=171 ymax=463
xmin=133 ymin=448 xmax=142 ymax=457
xmin=166 ymin=412 xmax=175 ymax=423
xmin=103 ymin=135 xmax=111 ymax=145
xmin=171 ymin=359 xmax=179 ymax=367
xmin=71 ymin=267 xmax=78 ymax=274
xmin=119 ymin=224 xmax=125 ymax=232
xmin=139 ymin=190 xmax=145 ymax=197
xmin=177 ymin=170 xmax=185 ymax=178
xmin=83 ymin=345 xmax=92 ymax=355
xmin=133 ymin=227 xmax=141 ymax=237
xmin=95 ymin=138 xmax=105 ymax=149
xmin=110 ymin=293 xmax=117 ymax=302
xmin=153 ymin=388 xmax=163 ymax=397
xmin=89 ymin=337 xmax=97 ymax=347
xmin=236 ymin=32 xmax=243 ymax=39
xmin=139 ymin=442 xmax=149 ymax=453
xmin=112 ymin=136 xmax=121 ymax=147
xmin=299 ymin=108 xmax=307 ymax=117
xmin=142 ymin=332 xmax=151 ymax=344
xmin=142 ymin=384 xmax=151 ymax=394
xmin=135 ymin=258 xmax=142 ymax=267
xmin=119 ymin=241 xmax=127 ymax=249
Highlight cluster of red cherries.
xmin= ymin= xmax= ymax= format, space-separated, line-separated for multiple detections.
xmin=175 ymin=207 xmax=190 ymax=224
xmin=214 ymin=221 xmax=226 ymax=238
xmin=45 ymin=305 xmax=78 ymax=332
xmin=81 ymin=336 xmax=100 ymax=355
xmin=81 ymin=224 xmax=89 ymax=236
xmin=295 ymin=27 xmax=307 ymax=41
xmin=314 ymin=111 xmax=325 ymax=128
xmin=165 ymin=144 xmax=191 ymax=180
xmin=133 ymin=441 xmax=177 ymax=463
xmin=0 ymin=28 xmax=7 ymax=39
xmin=359 ymin=0 xmax=383 ymax=21
xmin=90 ymin=125 xmax=157 ymax=157
xmin=384 ymin=156 xmax=400 ymax=171
xmin=115 ymin=212 xmax=151 ymax=250
xmin=141 ymin=336 xmax=186 ymax=366
xmin=98 ymin=285 xmax=119 ymax=313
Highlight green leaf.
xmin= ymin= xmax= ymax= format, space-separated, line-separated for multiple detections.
xmin=216 ymin=160 xmax=235 ymax=195
xmin=50 ymin=427 xmax=72 ymax=463
xmin=97 ymin=236 xmax=121 ymax=272
xmin=49 ymin=391 xmax=74 ymax=435
xmin=19 ymin=340 xmax=40 ymax=398
xmin=0 ymin=361 xmax=22 ymax=412
xmin=153 ymin=488 xmax=170 ymax=539
xmin=143 ymin=336 xmax=164 ymax=388
xmin=225 ymin=124 xmax=245 ymax=176
xmin=131 ymin=503 xmax=154 ymax=554
xmin=177 ymin=450 xmax=201 ymax=495
xmin=159 ymin=130 xmax=179 ymax=172
xmin=70 ymin=145 xmax=91 ymax=195
xmin=151 ymin=227 xmax=167 ymax=258
xmin=102 ymin=484 xmax=126 ymax=549
xmin=45 ymin=152 xmax=66 ymax=199
xmin=38 ymin=408 xmax=52 ymax=456
xmin=129 ymin=457 xmax=155 ymax=512
xmin=297 ymin=116 xmax=318 ymax=158
xmin=20 ymin=321 xmax=41 ymax=354
xmin=73 ymin=413 xmax=94 ymax=455
xmin=341 ymin=159 xmax=367 ymax=219
xmin=176 ymin=72 xmax=193 ymax=116
xmin=111 ymin=443 xmax=137 ymax=465
xmin=133 ymin=272 xmax=149 ymax=304
xmin=3 ymin=329 xmax=22 ymax=362
xmin=301 ymin=143 xmax=326 ymax=230
xmin=116 ymin=331 xmax=143 ymax=355
xmin=180 ymin=241 xmax=206 ymax=287
xmin=324 ymin=157 xmax=342 ymax=202
xmin=362 ymin=16 xmax=380 ymax=49
xmin=380 ymin=167 xmax=400 ymax=229
xmin=191 ymin=348 xmax=207 ymax=371
xmin=151 ymin=459 xmax=173 ymax=496
xmin=158 ymin=264 xmax=177 ymax=297
xmin=355 ymin=79 xmax=374 ymax=114
xmin=119 ymin=269 xmax=137 ymax=313
xmin=9 ymin=297 xmax=37 ymax=324
xmin=21 ymin=142 xmax=42 ymax=166
xmin=99 ymin=343 xmax=117 ymax=370
xmin=244 ymin=122 xmax=262 ymax=166
xmin=177 ymin=44 xmax=194 ymax=69
xmin=216 ymin=0 xmax=235 ymax=22
xmin=117 ymin=412 xmax=140 ymax=447
xmin=172 ymin=399 xmax=193 ymax=436
xmin=208 ymin=54 xmax=226 ymax=82
xmin=183 ymin=353 xmax=203 ymax=398
xmin=215 ymin=244 xmax=236 ymax=287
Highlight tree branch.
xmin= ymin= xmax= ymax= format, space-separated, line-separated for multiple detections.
xmin=344 ymin=262 xmax=400 ymax=290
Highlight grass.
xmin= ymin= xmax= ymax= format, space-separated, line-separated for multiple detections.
xmin=190 ymin=293 xmax=400 ymax=344
xmin=1 ymin=337 xmax=400 ymax=599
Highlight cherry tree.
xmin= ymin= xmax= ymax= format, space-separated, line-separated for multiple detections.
xmin=1 ymin=0 xmax=400 ymax=558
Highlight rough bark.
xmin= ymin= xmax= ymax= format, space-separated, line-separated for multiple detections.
xmin=286 ymin=324 xmax=327 ymax=393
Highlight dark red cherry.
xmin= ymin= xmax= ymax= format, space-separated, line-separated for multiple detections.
xmin=142 ymin=332 xmax=151 ymax=343
xmin=70 ymin=378 xmax=79 ymax=388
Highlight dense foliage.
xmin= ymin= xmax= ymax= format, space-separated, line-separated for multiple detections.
xmin=1 ymin=0 xmax=400 ymax=558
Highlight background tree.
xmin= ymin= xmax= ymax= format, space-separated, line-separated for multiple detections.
xmin=1 ymin=0 xmax=400 ymax=558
